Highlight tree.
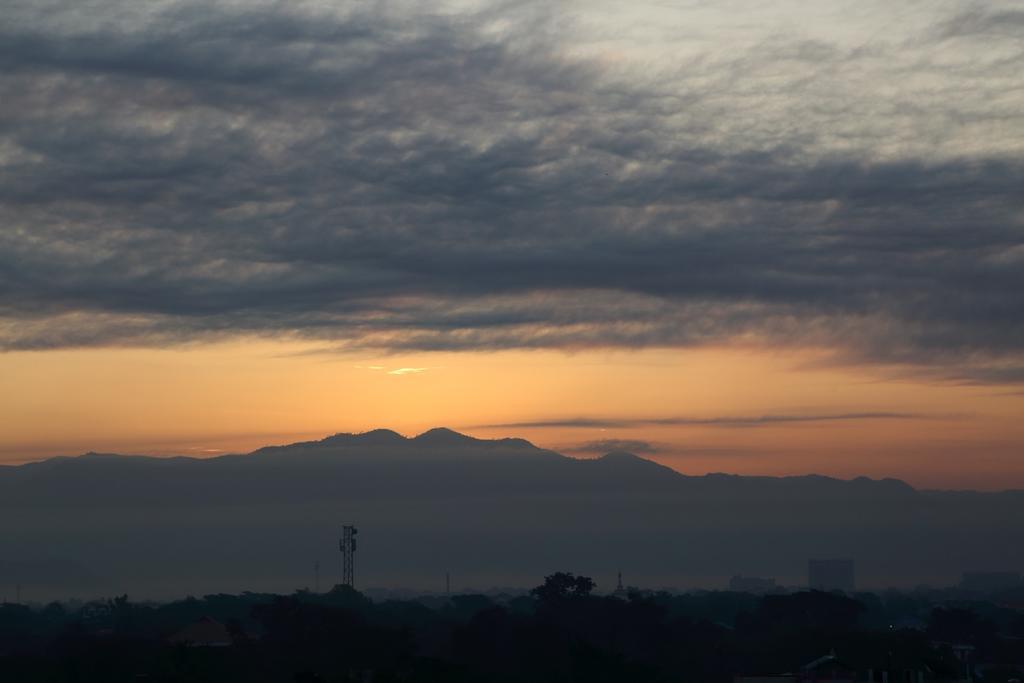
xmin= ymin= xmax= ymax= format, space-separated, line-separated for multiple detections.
xmin=531 ymin=573 xmax=596 ymax=604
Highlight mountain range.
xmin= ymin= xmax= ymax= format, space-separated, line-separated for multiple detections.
xmin=1 ymin=428 xmax=1021 ymax=600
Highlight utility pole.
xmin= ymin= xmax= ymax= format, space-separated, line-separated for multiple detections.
xmin=315 ymin=560 xmax=320 ymax=593
xmin=339 ymin=525 xmax=358 ymax=588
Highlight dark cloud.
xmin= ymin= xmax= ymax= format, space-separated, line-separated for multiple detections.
xmin=477 ymin=412 xmax=931 ymax=430
xmin=0 ymin=1 xmax=1022 ymax=382
xmin=569 ymin=439 xmax=659 ymax=455
xmin=946 ymin=365 xmax=1024 ymax=386
xmin=937 ymin=8 xmax=1024 ymax=39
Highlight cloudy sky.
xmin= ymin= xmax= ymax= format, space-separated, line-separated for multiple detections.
xmin=1 ymin=0 xmax=1022 ymax=488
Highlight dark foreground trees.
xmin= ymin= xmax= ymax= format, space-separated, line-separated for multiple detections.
xmin=0 ymin=579 xmax=1019 ymax=683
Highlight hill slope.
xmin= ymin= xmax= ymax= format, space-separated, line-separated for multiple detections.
xmin=1 ymin=429 xmax=1020 ymax=599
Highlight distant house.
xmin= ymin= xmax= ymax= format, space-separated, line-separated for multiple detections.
xmin=167 ymin=617 xmax=234 ymax=647
xmin=736 ymin=652 xmax=970 ymax=683
xmin=798 ymin=653 xmax=858 ymax=683
xmin=736 ymin=653 xmax=856 ymax=683
xmin=929 ymin=642 xmax=976 ymax=681
xmin=736 ymin=676 xmax=798 ymax=683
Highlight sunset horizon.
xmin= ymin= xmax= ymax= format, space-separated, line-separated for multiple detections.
xmin=2 ymin=4 xmax=1024 ymax=677
xmin=3 ymin=2 xmax=1023 ymax=497
xmin=4 ymin=340 xmax=1022 ymax=489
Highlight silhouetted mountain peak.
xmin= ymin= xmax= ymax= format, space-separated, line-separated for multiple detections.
xmin=321 ymin=429 xmax=407 ymax=446
xmin=589 ymin=451 xmax=684 ymax=479
xmin=0 ymin=432 xmax=921 ymax=498
xmin=82 ymin=451 xmax=138 ymax=460
xmin=494 ymin=437 xmax=535 ymax=449
xmin=599 ymin=450 xmax=646 ymax=462
xmin=850 ymin=475 xmax=916 ymax=494
xmin=412 ymin=427 xmax=478 ymax=446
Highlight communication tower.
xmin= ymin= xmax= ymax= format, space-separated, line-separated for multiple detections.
xmin=340 ymin=525 xmax=358 ymax=587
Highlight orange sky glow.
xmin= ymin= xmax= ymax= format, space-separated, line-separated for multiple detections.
xmin=3 ymin=340 xmax=1021 ymax=490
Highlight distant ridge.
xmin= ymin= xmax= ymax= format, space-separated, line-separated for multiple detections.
xmin=412 ymin=427 xmax=479 ymax=446
xmin=322 ymin=429 xmax=407 ymax=445
xmin=0 ymin=428 xmax=921 ymax=487
xmin=3 ymin=427 xmax=1024 ymax=598
xmin=589 ymin=450 xmax=683 ymax=476
xmin=1 ymin=428 xmax=928 ymax=492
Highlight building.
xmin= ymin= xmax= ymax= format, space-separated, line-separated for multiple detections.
xmin=735 ymin=653 xmax=856 ymax=683
xmin=808 ymin=559 xmax=855 ymax=593
xmin=736 ymin=651 xmax=970 ymax=683
xmin=729 ymin=575 xmax=777 ymax=593
xmin=797 ymin=653 xmax=858 ymax=683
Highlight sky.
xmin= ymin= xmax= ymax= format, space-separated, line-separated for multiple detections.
xmin=1 ymin=0 xmax=1022 ymax=489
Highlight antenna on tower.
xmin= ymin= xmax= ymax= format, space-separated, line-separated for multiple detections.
xmin=613 ymin=570 xmax=628 ymax=599
xmin=339 ymin=525 xmax=358 ymax=588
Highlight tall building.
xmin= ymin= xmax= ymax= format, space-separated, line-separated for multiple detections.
xmin=808 ymin=559 xmax=855 ymax=592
